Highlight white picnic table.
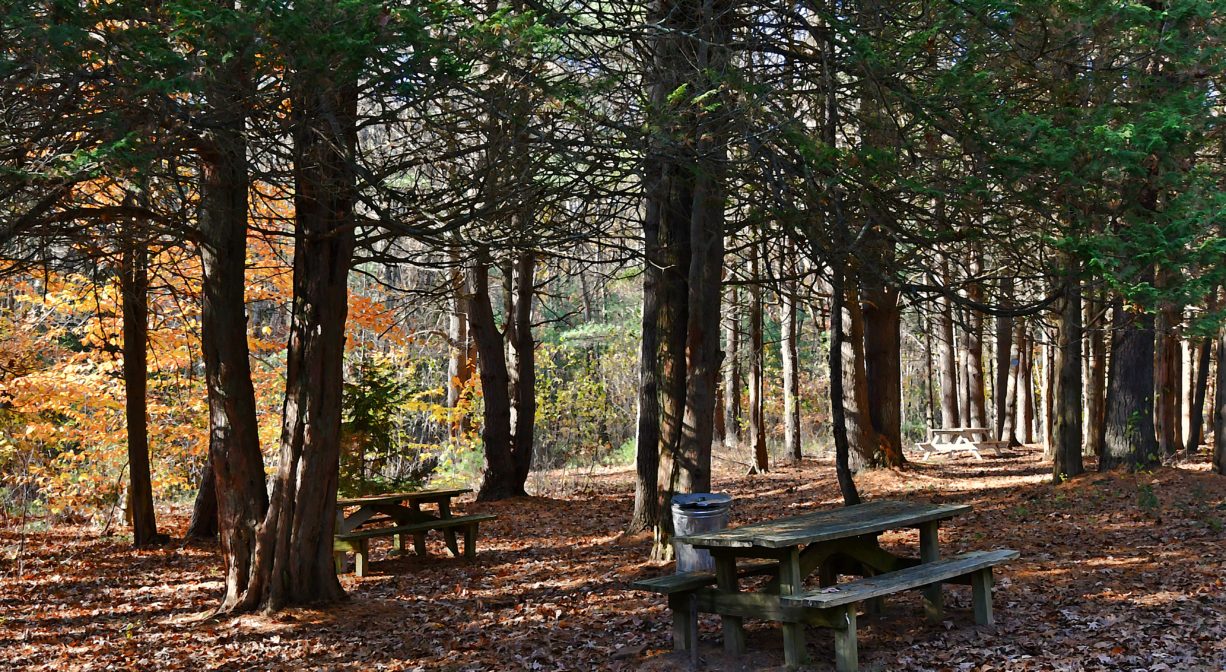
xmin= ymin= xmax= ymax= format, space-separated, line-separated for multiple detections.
xmin=915 ymin=427 xmax=1006 ymax=460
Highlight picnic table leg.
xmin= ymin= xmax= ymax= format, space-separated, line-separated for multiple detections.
xmin=779 ymin=547 xmax=807 ymax=667
xmin=833 ymin=604 xmax=858 ymax=672
xmin=409 ymin=501 xmax=428 ymax=556
xmin=438 ymin=499 xmax=461 ymax=557
xmin=919 ymin=521 xmax=942 ymax=622
xmin=971 ymin=568 xmax=994 ymax=625
xmin=713 ymin=553 xmax=747 ymax=655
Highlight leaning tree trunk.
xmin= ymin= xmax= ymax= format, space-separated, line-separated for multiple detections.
xmin=829 ymin=261 xmax=861 ymax=505
xmin=120 ymin=234 xmax=161 ymax=547
xmin=1102 ymin=295 xmax=1159 ymax=471
xmin=198 ymin=48 xmax=267 ymax=611
xmin=748 ymin=245 xmax=767 ymax=473
xmin=779 ymin=245 xmax=802 ymax=462
xmin=1052 ymin=258 xmax=1084 ymax=481
xmin=186 ymin=455 xmax=219 ymax=540
xmin=239 ymin=79 xmax=358 ymax=611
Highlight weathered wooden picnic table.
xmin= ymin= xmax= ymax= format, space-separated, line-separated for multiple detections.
xmin=636 ymin=500 xmax=1018 ymax=670
xmin=916 ymin=426 xmax=1006 ymax=460
xmin=333 ymin=488 xmax=495 ymax=576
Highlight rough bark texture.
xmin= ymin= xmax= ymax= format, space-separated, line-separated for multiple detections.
xmin=1215 ymin=330 xmax=1226 ymax=474
xmin=863 ymin=282 xmax=903 ymax=466
xmin=1085 ymin=294 xmax=1108 ymax=458
xmin=1102 ymin=296 xmax=1159 ymax=471
xmin=1001 ymin=321 xmax=1023 ymax=446
xmin=964 ymin=255 xmax=988 ymax=433
xmin=1052 ymin=262 xmax=1084 ymax=481
xmin=994 ymin=309 xmax=1013 ymax=440
xmin=779 ymin=248 xmax=801 ymax=462
xmin=628 ymin=186 xmax=662 ymax=535
xmin=840 ymin=274 xmax=882 ymax=471
xmin=121 ymin=236 xmax=161 ymax=547
xmin=198 ymin=49 xmax=267 ymax=611
xmin=186 ymin=456 xmax=219 ymax=540
xmin=748 ymin=249 xmax=767 ymax=473
xmin=446 ymin=262 xmax=475 ymax=438
xmin=239 ymin=79 xmax=359 ymax=611
xmin=1155 ymin=302 xmax=1180 ymax=456
xmin=1020 ymin=327 xmax=1036 ymax=444
xmin=1186 ymin=292 xmax=1214 ymax=454
xmin=507 ymin=253 xmax=537 ymax=489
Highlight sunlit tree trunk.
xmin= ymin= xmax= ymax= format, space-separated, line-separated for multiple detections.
xmin=936 ymin=263 xmax=960 ymax=428
xmin=964 ymin=254 xmax=987 ymax=433
xmin=840 ymin=271 xmax=881 ymax=471
xmin=628 ymin=200 xmax=662 ymax=535
xmin=507 ymin=252 xmax=537 ymax=488
xmin=829 ymin=262 xmax=861 ymax=505
xmin=723 ymin=286 xmax=742 ymax=449
xmin=1020 ymin=327 xmax=1036 ymax=444
xmin=779 ymin=245 xmax=801 ymax=462
xmin=1001 ymin=321 xmax=1023 ymax=446
xmin=1053 ymin=258 xmax=1084 ymax=481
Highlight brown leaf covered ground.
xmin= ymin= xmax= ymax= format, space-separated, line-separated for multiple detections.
xmin=3 ymin=448 xmax=1225 ymax=671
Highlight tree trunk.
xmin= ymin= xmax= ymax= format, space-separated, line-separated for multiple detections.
xmin=924 ymin=315 xmax=938 ymax=430
xmin=1155 ymin=303 xmax=1180 ymax=456
xmin=198 ymin=50 xmax=267 ymax=611
xmin=186 ymin=456 xmax=219 ymax=540
xmin=840 ymin=272 xmax=881 ymax=471
xmin=239 ymin=79 xmax=358 ymax=611
xmin=779 ymin=246 xmax=802 ymax=462
xmin=1019 ymin=327 xmax=1036 ymax=444
xmin=1186 ymin=289 xmax=1216 ymax=455
xmin=1001 ymin=321 xmax=1023 ymax=446
xmin=467 ymin=257 xmax=525 ymax=500
xmin=1085 ymin=294 xmax=1108 ymax=459
xmin=507 ymin=252 xmax=536 ymax=487
xmin=829 ymin=262 xmax=861 ymax=505
xmin=994 ymin=308 xmax=1013 ymax=440
xmin=628 ymin=202 xmax=662 ymax=534
xmin=863 ymin=281 xmax=903 ymax=466
xmin=121 ymin=234 xmax=161 ymax=547
xmin=1052 ymin=260 xmax=1084 ymax=481
xmin=1102 ymin=295 xmax=1159 ymax=470
xmin=1042 ymin=329 xmax=1055 ymax=457
xmin=723 ymin=286 xmax=742 ymax=449
xmin=936 ymin=273 xmax=960 ymax=428
xmin=447 ymin=261 xmax=474 ymax=438
xmin=749 ymin=247 xmax=767 ymax=473
xmin=1215 ymin=328 xmax=1226 ymax=474
xmin=964 ymin=257 xmax=988 ymax=433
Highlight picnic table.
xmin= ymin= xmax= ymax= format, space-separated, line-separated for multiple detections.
xmin=332 ymin=488 xmax=496 ymax=576
xmin=634 ymin=500 xmax=1018 ymax=670
xmin=916 ymin=426 xmax=1006 ymax=460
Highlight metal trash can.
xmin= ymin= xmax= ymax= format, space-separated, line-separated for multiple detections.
xmin=671 ymin=493 xmax=733 ymax=573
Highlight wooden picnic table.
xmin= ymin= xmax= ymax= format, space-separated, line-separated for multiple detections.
xmin=335 ymin=487 xmax=470 ymax=558
xmin=918 ymin=427 xmax=1006 ymax=460
xmin=675 ymin=500 xmax=974 ymax=668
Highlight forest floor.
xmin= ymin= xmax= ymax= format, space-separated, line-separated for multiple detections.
xmin=2 ymin=447 xmax=1225 ymax=671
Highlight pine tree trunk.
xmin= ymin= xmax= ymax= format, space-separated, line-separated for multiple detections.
xmin=1102 ymin=296 xmax=1159 ymax=470
xmin=1155 ymin=304 xmax=1180 ymax=456
xmin=994 ymin=309 xmax=1013 ymax=440
xmin=723 ymin=286 xmax=742 ymax=449
xmin=1052 ymin=260 xmax=1084 ymax=481
xmin=749 ymin=249 xmax=767 ymax=473
xmin=840 ymin=274 xmax=881 ymax=471
xmin=1085 ymin=294 xmax=1108 ymax=458
xmin=829 ymin=262 xmax=861 ymax=505
xmin=239 ymin=80 xmax=358 ymax=611
xmin=863 ymin=281 xmax=904 ymax=466
xmin=1042 ymin=329 xmax=1055 ymax=457
xmin=1214 ymin=329 xmax=1226 ymax=474
xmin=508 ymin=252 xmax=536 ymax=487
xmin=121 ymin=235 xmax=160 ymax=547
xmin=1001 ymin=321 xmax=1023 ymax=446
xmin=936 ymin=274 xmax=960 ymax=428
xmin=447 ymin=261 xmax=474 ymax=438
xmin=1188 ymin=335 xmax=1212 ymax=454
xmin=628 ymin=202 xmax=662 ymax=534
xmin=779 ymin=248 xmax=802 ymax=462
xmin=198 ymin=50 xmax=267 ymax=611
xmin=1020 ymin=327 xmax=1036 ymax=444
xmin=964 ymin=256 xmax=988 ymax=433
xmin=467 ymin=258 xmax=524 ymax=500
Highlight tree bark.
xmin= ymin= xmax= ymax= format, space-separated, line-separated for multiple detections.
xmin=1085 ymin=293 xmax=1108 ymax=459
xmin=1020 ymin=327 xmax=1036 ymax=444
xmin=829 ymin=262 xmax=861 ymax=505
xmin=1155 ymin=301 xmax=1180 ymax=456
xmin=964 ymin=255 xmax=988 ymax=433
xmin=628 ymin=193 xmax=663 ymax=535
xmin=723 ymin=286 xmax=742 ymax=449
xmin=239 ymin=79 xmax=358 ymax=611
xmin=1001 ymin=321 xmax=1023 ymax=446
xmin=748 ymin=246 xmax=767 ymax=473
xmin=1052 ymin=259 xmax=1084 ymax=481
xmin=1215 ymin=328 xmax=1226 ymax=474
xmin=186 ymin=456 xmax=218 ymax=540
xmin=507 ymin=252 xmax=536 ymax=488
xmin=1102 ymin=295 xmax=1159 ymax=471
xmin=779 ymin=245 xmax=801 ymax=462
xmin=447 ymin=261 xmax=474 ymax=438
xmin=936 ymin=270 xmax=960 ymax=428
xmin=994 ymin=304 xmax=1013 ymax=440
xmin=840 ymin=272 xmax=881 ymax=471
xmin=198 ymin=45 xmax=267 ymax=611
xmin=121 ymin=234 xmax=161 ymax=547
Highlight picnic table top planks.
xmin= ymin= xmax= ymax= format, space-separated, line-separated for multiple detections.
xmin=336 ymin=487 xmax=471 ymax=507
xmin=675 ymin=500 xmax=972 ymax=549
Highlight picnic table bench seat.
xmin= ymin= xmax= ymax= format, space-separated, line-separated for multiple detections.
xmin=781 ymin=549 xmax=1019 ymax=671
xmin=333 ymin=513 xmax=497 ymax=577
xmin=633 ymin=560 xmax=781 ymax=653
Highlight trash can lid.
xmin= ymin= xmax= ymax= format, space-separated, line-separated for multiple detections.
xmin=672 ymin=493 xmax=733 ymax=510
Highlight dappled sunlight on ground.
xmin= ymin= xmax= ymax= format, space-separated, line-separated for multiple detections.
xmin=2 ymin=448 xmax=1224 ymax=670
